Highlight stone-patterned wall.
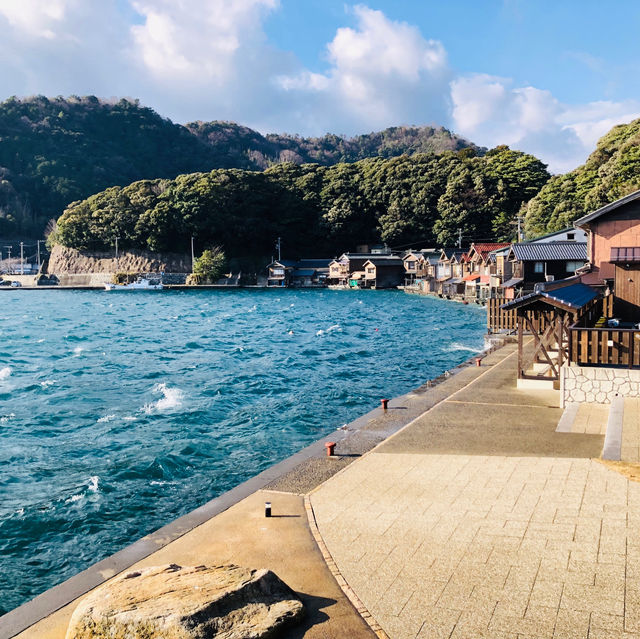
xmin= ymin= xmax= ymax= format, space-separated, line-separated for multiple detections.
xmin=561 ymin=364 xmax=640 ymax=406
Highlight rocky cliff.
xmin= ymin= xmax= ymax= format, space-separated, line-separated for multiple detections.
xmin=48 ymin=245 xmax=191 ymax=274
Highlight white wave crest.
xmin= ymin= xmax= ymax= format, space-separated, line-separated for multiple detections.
xmin=65 ymin=477 xmax=99 ymax=504
xmin=0 ymin=412 xmax=16 ymax=423
xmin=39 ymin=379 xmax=56 ymax=388
xmin=73 ymin=346 xmax=84 ymax=356
xmin=143 ymin=383 xmax=184 ymax=413
xmin=88 ymin=476 xmax=99 ymax=492
xmin=447 ymin=342 xmax=481 ymax=353
xmin=97 ymin=414 xmax=116 ymax=423
xmin=316 ymin=324 xmax=341 ymax=337
xmin=0 ymin=366 xmax=12 ymax=380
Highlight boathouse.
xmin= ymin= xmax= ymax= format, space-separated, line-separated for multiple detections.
xmin=363 ymin=257 xmax=405 ymax=288
xmin=266 ymin=259 xmax=296 ymax=287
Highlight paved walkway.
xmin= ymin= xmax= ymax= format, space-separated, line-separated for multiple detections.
xmin=622 ymin=398 xmax=640 ymax=463
xmin=12 ymin=491 xmax=374 ymax=639
xmin=310 ymin=347 xmax=640 ymax=639
xmin=570 ymin=404 xmax=609 ymax=435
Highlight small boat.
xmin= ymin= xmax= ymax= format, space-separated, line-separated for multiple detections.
xmin=104 ymin=277 xmax=163 ymax=291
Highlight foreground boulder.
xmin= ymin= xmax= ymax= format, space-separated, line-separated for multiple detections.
xmin=66 ymin=563 xmax=304 ymax=639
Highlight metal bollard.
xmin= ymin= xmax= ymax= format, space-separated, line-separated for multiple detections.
xmin=381 ymin=398 xmax=389 ymax=410
xmin=325 ymin=441 xmax=336 ymax=457
xmin=265 ymin=502 xmax=271 ymax=517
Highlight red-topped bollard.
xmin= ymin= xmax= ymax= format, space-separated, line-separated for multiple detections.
xmin=475 ymin=357 xmax=483 ymax=367
xmin=381 ymin=398 xmax=389 ymax=410
xmin=325 ymin=441 xmax=336 ymax=457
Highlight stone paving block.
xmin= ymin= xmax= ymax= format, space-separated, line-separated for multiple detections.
xmin=528 ymin=579 xmax=564 ymax=609
xmin=503 ymin=565 xmax=540 ymax=592
xmin=374 ymin=578 xmax=415 ymax=617
xmin=590 ymin=611 xmax=625 ymax=632
xmin=552 ymin=608 xmax=590 ymax=639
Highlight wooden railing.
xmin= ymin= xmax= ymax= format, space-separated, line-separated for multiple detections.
xmin=487 ymin=297 xmax=551 ymax=334
xmin=487 ymin=297 xmax=517 ymax=332
xmin=569 ymin=326 xmax=640 ymax=367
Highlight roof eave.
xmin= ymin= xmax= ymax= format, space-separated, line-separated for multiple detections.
xmin=574 ymin=188 xmax=640 ymax=228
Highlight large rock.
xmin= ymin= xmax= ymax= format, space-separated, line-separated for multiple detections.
xmin=66 ymin=564 xmax=304 ymax=639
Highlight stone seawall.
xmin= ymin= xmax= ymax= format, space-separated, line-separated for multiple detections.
xmin=47 ymin=245 xmax=191 ymax=274
xmin=561 ymin=364 xmax=640 ymax=405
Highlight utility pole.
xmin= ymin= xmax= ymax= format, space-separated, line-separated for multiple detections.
xmin=456 ymin=228 xmax=462 ymax=249
xmin=20 ymin=241 xmax=24 ymax=275
xmin=517 ymin=216 xmax=524 ymax=242
xmin=37 ymin=240 xmax=41 ymax=271
xmin=276 ymin=237 xmax=281 ymax=261
xmin=191 ymin=236 xmax=195 ymax=272
xmin=4 ymin=246 xmax=11 ymax=273
xmin=115 ymin=237 xmax=119 ymax=260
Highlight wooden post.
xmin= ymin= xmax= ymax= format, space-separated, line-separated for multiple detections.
xmin=518 ymin=313 xmax=523 ymax=379
xmin=556 ymin=313 xmax=563 ymax=369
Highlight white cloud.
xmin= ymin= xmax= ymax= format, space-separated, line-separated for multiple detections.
xmin=0 ymin=0 xmax=70 ymax=39
xmin=0 ymin=2 xmax=637 ymax=173
xmin=0 ymin=1 xmax=131 ymax=96
xmin=277 ymin=5 xmax=451 ymax=132
xmin=130 ymin=0 xmax=279 ymax=81
xmin=451 ymin=74 xmax=640 ymax=173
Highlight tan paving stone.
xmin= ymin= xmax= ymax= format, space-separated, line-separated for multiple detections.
xmin=309 ymin=345 xmax=638 ymax=639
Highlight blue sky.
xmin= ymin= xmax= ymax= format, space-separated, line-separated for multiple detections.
xmin=1 ymin=0 xmax=639 ymax=173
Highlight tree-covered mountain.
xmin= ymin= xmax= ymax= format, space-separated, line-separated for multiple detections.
xmin=187 ymin=120 xmax=480 ymax=167
xmin=0 ymin=95 xmax=482 ymax=237
xmin=525 ymin=118 xmax=640 ymax=236
xmin=51 ymin=146 xmax=549 ymax=258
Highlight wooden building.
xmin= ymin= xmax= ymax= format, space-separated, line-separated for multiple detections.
xmin=402 ymin=249 xmax=438 ymax=285
xmin=363 ymin=257 xmax=405 ymax=288
xmin=266 ymin=259 xmax=297 ymax=287
xmin=502 ymin=282 xmax=602 ymax=388
xmin=574 ymin=190 xmax=640 ymax=319
xmin=328 ymin=251 xmax=396 ymax=287
xmin=507 ymin=242 xmax=587 ymax=291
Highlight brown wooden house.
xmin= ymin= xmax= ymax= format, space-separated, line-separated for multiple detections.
xmin=575 ymin=190 xmax=640 ymax=319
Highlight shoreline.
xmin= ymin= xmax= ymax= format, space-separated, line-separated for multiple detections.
xmin=0 ymin=328 xmax=506 ymax=638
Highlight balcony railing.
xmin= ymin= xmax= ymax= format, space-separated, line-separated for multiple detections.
xmin=569 ymin=326 xmax=640 ymax=368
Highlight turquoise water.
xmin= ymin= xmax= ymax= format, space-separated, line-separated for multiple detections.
xmin=0 ymin=289 xmax=485 ymax=614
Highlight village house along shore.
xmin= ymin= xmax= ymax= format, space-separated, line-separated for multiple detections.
xmin=2 ymin=226 xmax=588 ymax=296
xmin=3 ymin=188 xmax=640 ymax=639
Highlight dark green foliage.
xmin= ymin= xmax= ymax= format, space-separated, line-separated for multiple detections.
xmin=0 ymin=95 xmax=482 ymax=237
xmin=525 ymin=118 xmax=640 ymax=237
xmin=191 ymin=246 xmax=226 ymax=283
xmin=55 ymin=147 xmax=550 ymax=257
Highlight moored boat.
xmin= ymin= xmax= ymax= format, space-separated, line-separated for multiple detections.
xmin=104 ymin=277 xmax=163 ymax=291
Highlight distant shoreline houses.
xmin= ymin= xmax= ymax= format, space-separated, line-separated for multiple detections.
xmin=265 ymin=228 xmax=589 ymax=302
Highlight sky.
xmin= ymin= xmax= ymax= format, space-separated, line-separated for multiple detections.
xmin=1 ymin=0 xmax=639 ymax=174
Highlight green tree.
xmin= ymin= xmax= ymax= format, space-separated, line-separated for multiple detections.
xmin=191 ymin=247 xmax=226 ymax=283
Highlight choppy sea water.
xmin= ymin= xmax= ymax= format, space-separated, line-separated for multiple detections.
xmin=0 ymin=289 xmax=485 ymax=614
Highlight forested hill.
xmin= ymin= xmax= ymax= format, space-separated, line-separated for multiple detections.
xmin=51 ymin=146 xmax=549 ymax=258
xmin=525 ymin=118 xmax=640 ymax=236
xmin=0 ymin=95 xmax=481 ymax=237
xmin=186 ymin=121 xmax=480 ymax=167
